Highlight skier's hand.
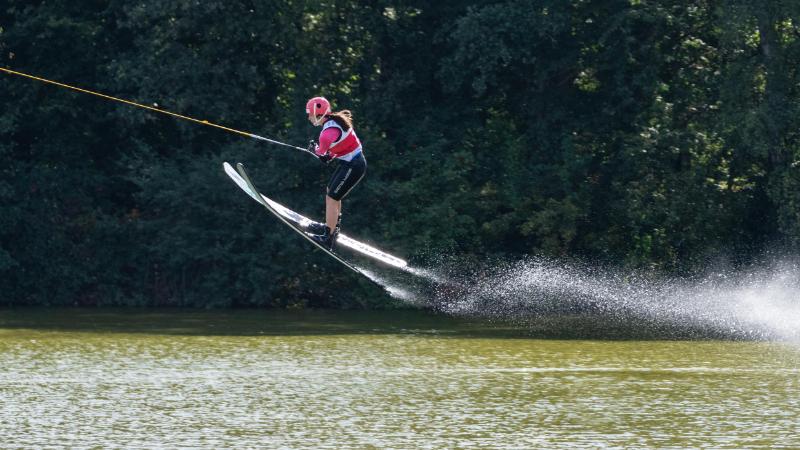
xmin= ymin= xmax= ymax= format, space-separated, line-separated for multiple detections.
xmin=318 ymin=152 xmax=333 ymax=164
xmin=307 ymin=140 xmax=318 ymax=154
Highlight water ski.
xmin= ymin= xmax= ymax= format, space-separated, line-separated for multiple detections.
xmin=223 ymin=162 xmax=407 ymax=280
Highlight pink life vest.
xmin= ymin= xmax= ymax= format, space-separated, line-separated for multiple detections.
xmin=321 ymin=119 xmax=362 ymax=158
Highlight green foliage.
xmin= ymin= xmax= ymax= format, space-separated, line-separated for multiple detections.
xmin=1 ymin=0 xmax=799 ymax=307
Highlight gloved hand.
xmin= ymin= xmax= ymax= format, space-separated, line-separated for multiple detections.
xmin=307 ymin=140 xmax=318 ymax=154
xmin=318 ymin=152 xmax=333 ymax=164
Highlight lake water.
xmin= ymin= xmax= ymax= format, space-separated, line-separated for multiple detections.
xmin=1 ymin=308 xmax=798 ymax=448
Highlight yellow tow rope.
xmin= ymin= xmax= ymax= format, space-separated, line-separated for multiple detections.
xmin=0 ymin=66 xmax=310 ymax=153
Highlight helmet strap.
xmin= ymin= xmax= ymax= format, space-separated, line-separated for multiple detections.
xmin=312 ymin=103 xmax=329 ymax=126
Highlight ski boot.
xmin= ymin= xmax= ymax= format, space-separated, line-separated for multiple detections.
xmin=308 ymin=226 xmax=338 ymax=251
xmin=305 ymin=220 xmax=328 ymax=235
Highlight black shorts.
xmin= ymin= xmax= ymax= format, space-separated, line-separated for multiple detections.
xmin=327 ymin=151 xmax=366 ymax=200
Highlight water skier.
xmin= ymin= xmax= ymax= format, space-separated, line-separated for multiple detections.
xmin=304 ymin=96 xmax=367 ymax=250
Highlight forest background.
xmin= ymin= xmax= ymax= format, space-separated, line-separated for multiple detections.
xmin=1 ymin=0 xmax=798 ymax=308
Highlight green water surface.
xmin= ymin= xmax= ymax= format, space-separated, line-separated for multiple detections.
xmin=1 ymin=308 xmax=798 ymax=448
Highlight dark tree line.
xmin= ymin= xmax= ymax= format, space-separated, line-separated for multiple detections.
xmin=1 ymin=0 xmax=798 ymax=307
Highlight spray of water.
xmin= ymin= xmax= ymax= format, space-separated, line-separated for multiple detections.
xmin=388 ymin=255 xmax=800 ymax=341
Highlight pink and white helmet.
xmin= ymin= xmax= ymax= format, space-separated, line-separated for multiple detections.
xmin=305 ymin=96 xmax=331 ymax=125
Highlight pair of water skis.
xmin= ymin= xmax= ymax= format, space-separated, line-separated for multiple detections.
xmin=223 ymin=162 xmax=407 ymax=286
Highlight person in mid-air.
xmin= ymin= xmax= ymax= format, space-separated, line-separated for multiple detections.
xmin=304 ymin=96 xmax=367 ymax=250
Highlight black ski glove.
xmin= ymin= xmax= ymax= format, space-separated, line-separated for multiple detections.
xmin=308 ymin=140 xmax=332 ymax=163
